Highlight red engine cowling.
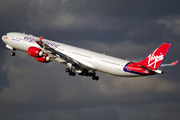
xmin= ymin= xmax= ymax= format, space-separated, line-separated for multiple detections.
xmin=35 ymin=55 xmax=52 ymax=63
xmin=28 ymin=46 xmax=44 ymax=58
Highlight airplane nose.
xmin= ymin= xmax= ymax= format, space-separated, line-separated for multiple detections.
xmin=2 ymin=35 xmax=4 ymax=41
xmin=2 ymin=35 xmax=7 ymax=44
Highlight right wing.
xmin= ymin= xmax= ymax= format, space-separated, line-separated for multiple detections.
xmin=36 ymin=40 xmax=96 ymax=70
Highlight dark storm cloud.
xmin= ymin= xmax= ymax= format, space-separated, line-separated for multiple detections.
xmin=62 ymin=0 xmax=180 ymax=18
xmin=0 ymin=51 xmax=10 ymax=92
xmin=1 ymin=0 xmax=179 ymax=45
xmin=1 ymin=50 xmax=180 ymax=120
xmin=0 ymin=0 xmax=180 ymax=120
xmin=18 ymin=0 xmax=180 ymax=45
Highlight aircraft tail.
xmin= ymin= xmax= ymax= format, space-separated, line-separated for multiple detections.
xmin=136 ymin=42 xmax=172 ymax=70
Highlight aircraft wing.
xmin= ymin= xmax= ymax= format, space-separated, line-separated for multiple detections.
xmin=36 ymin=40 xmax=96 ymax=70
xmin=160 ymin=60 xmax=178 ymax=67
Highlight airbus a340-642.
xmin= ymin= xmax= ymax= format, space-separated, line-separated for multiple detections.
xmin=2 ymin=32 xmax=178 ymax=80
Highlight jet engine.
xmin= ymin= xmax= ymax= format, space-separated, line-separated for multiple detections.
xmin=27 ymin=46 xmax=44 ymax=58
xmin=35 ymin=55 xmax=52 ymax=63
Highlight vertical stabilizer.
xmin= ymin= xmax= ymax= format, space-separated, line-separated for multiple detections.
xmin=137 ymin=42 xmax=172 ymax=70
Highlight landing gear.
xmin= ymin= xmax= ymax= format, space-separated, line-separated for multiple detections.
xmin=92 ymin=76 xmax=99 ymax=81
xmin=65 ymin=68 xmax=76 ymax=76
xmin=68 ymin=70 xmax=76 ymax=76
xmin=78 ymin=70 xmax=99 ymax=81
xmin=65 ymin=63 xmax=99 ymax=80
xmin=65 ymin=63 xmax=76 ymax=76
xmin=10 ymin=48 xmax=16 ymax=56
xmin=10 ymin=52 xmax=15 ymax=56
xmin=65 ymin=68 xmax=70 ymax=72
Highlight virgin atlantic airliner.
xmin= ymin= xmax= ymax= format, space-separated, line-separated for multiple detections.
xmin=2 ymin=32 xmax=178 ymax=80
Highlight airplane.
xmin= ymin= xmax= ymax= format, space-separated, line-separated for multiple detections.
xmin=1 ymin=32 xmax=178 ymax=81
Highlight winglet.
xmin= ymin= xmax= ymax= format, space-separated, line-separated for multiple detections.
xmin=39 ymin=36 xmax=43 ymax=42
xmin=36 ymin=36 xmax=44 ymax=48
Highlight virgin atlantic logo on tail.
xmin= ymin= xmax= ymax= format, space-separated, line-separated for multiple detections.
xmin=147 ymin=50 xmax=164 ymax=68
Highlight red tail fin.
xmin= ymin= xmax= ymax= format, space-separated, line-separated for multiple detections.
xmin=137 ymin=42 xmax=172 ymax=70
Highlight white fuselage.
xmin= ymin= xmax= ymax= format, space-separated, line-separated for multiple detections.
xmin=2 ymin=32 xmax=140 ymax=77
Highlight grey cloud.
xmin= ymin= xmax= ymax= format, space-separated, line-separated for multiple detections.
xmin=0 ymin=50 xmax=10 ymax=92
xmin=56 ymin=0 xmax=180 ymax=18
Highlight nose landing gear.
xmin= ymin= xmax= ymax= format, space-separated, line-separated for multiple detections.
xmin=10 ymin=48 xmax=16 ymax=56
xmin=10 ymin=52 xmax=16 ymax=56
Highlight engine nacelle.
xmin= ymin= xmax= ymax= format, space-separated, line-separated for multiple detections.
xmin=35 ymin=55 xmax=52 ymax=63
xmin=28 ymin=46 xmax=44 ymax=58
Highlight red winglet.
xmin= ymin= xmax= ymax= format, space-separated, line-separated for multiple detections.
xmin=38 ymin=36 xmax=43 ymax=42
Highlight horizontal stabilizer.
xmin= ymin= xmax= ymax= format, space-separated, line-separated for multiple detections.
xmin=161 ymin=60 xmax=178 ymax=67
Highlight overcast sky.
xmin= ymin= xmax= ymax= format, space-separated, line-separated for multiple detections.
xmin=0 ymin=0 xmax=180 ymax=120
